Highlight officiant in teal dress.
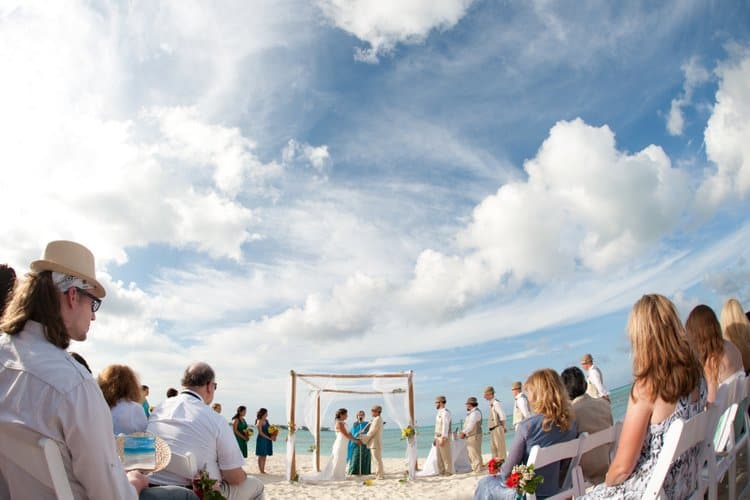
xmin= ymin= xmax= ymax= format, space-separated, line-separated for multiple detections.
xmin=347 ymin=410 xmax=371 ymax=475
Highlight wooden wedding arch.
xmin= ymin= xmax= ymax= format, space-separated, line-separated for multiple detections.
xmin=287 ymin=370 xmax=415 ymax=479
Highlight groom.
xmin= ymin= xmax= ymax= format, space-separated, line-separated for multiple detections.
xmin=361 ymin=405 xmax=385 ymax=479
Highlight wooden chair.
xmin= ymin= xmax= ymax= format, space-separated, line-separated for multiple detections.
xmin=0 ymin=423 xmax=74 ymax=500
xmin=572 ymin=425 xmax=618 ymax=494
xmin=525 ymin=437 xmax=582 ymax=500
xmin=642 ymin=409 xmax=713 ymax=500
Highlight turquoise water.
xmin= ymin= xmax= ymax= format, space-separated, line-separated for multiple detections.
xmin=277 ymin=384 xmax=630 ymax=459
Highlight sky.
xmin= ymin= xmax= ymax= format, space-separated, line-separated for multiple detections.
xmin=1 ymin=0 xmax=750 ymax=427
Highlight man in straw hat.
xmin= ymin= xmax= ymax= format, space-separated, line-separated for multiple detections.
xmin=580 ymin=353 xmax=610 ymax=402
xmin=433 ymin=395 xmax=453 ymax=475
xmin=0 ymin=240 xmax=195 ymax=499
xmin=483 ymin=386 xmax=507 ymax=459
xmin=511 ymin=381 xmax=531 ymax=431
xmin=148 ymin=362 xmax=264 ymax=500
xmin=459 ymin=396 xmax=483 ymax=472
xmin=360 ymin=405 xmax=385 ymax=479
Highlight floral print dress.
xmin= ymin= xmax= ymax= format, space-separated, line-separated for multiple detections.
xmin=582 ymin=379 xmax=707 ymax=499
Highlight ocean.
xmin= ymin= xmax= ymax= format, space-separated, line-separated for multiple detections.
xmin=275 ymin=384 xmax=630 ymax=459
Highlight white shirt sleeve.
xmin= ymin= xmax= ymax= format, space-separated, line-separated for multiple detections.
xmin=59 ymin=381 xmax=137 ymax=500
xmin=462 ymin=409 xmax=481 ymax=433
xmin=441 ymin=409 xmax=452 ymax=436
xmin=589 ymin=365 xmax=609 ymax=396
xmin=216 ymin=414 xmax=246 ymax=471
xmin=518 ymin=395 xmax=531 ymax=418
xmin=492 ymin=400 xmax=506 ymax=422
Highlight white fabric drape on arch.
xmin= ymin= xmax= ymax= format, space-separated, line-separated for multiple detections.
xmin=373 ymin=374 xmax=417 ymax=480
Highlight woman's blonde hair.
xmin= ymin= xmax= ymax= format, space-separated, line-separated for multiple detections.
xmin=629 ymin=294 xmax=702 ymax=403
xmin=685 ymin=305 xmax=724 ymax=386
xmin=524 ymin=368 xmax=574 ymax=432
xmin=721 ymin=298 xmax=750 ymax=371
xmin=97 ymin=364 xmax=142 ymax=408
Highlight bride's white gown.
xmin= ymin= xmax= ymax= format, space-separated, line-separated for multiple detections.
xmin=302 ymin=423 xmax=349 ymax=481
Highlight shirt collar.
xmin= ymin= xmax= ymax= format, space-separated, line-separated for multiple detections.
xmin=181 ymin=389 xmax=205 ymax=403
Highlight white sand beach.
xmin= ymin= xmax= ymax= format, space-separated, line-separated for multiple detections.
xmin=242 ymin=452 xmax=484 ymax=499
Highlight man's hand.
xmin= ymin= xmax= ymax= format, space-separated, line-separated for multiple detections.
xmin=459 ymin=432 xmax=466 ymax=439
xmin=603 ymin=395 xmax=611 ymax=403
xmin=127 ymin=471 xmax=149 ymax=494
xmin=440 ymin=437 xmax=448 ymax=446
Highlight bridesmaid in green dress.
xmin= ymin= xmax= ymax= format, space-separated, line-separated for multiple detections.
xmin=232 ymin=406 xmax=250 ymax=458
xmin=255 ymin=407 xmax=275 ymax=474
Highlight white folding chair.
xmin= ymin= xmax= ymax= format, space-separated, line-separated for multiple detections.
xmin=734 ymin=376 xmax=750 ymax=499
xmin=709 ymin=374 xmax=746 ymax=500
xmin=163 ymin=451 xmax=197 ymax=484
xmin=0 ymin=423 xmax=74 ymax=500
xmin=642 ymin=409 xmax=712 ymax=500
xmin=525 ymin=436 xmax=582 ymax=500
xmin=572 ymin=425 xmax=618 ymax=494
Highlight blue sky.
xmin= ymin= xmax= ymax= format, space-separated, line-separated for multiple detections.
xmin=1 ymin=0 xmax=750 ymax=426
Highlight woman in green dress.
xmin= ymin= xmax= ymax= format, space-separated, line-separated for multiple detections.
xmin=348 ymin=410 xmax=371 ymax=475
xmin=232 ymin=405 xmax=250 ymax=458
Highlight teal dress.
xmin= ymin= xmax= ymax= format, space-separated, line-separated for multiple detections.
xmin=256 ymin=421 xmax=273 ymax=457
xmin=347 ymin=420 xmax=371 ymax=475
xmin=234 ymin=417 xmax=249 ymax=458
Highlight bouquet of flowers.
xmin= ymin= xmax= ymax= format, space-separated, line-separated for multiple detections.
xmin=400 ymin=425 xmax=416 ymax=440
xmin=506 ymin=464 xmax=543 ymax=496
xmin=487 ymin=456 xmax=504 ymax=475
xmin=243 ymin=427 xmax=254 ymax=440
xmin=268 ymin=425 xmax=280 ymax=438
xmin=192 ymin=467 xmax=226 ymax=500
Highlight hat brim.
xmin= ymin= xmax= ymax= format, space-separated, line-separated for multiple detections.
xmin=30 ymin=259 xmax=106 ymax=298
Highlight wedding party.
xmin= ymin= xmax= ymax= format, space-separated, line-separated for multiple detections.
xmin=2 ymin=1 xmax=750 ymax=499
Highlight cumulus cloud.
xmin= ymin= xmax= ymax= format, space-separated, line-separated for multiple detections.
xmin=316 ymin=0 xmax=474 ymax=63
xmin=699 ymin=46 xmax=750 ymax=208
xmin=402 ymin=118 xmax=690 ymax=316
xmin=666 ymin=57 xmax=710 ymax=136
xmin=282 ymin=138 xmax=331 ymax=172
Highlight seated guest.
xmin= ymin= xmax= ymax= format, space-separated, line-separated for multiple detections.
xmin=582 ymin=294 xmax=706 ymax=499
xmin=166 ymin=387 xmax=179 ymax=398
xmin=148 ymin=362 xmax=264 ymax=500
xmin=560 ymin=366 xmax=613 ymax=485
xmin=99 ymin=364 xmax=149 ymax=435
xmin=686 ymin=304 xmax=743 ymax=403
xmin=212 ymin=402 xmax=223 ymax=414
xmin=0 ymin=263 xmax=16 ymax=317
xmin=0 ymin=240 xmax=194 ymax=499
xmin=474 ymin=369 xmax=577 ymax=499
xmin=721 ymin=298 xmax=750 ymax=374
xmin=141 ymin=385 xmax=151 ymax=416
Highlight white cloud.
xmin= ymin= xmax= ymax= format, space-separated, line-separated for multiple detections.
xmin=667 ymin=57 xmax=710 ymax=136
xmin=282 ymin=139 xmax=331 ymax=172
xmin=699 ymin=46 xmax=750 ymax=208
xmin=316 ymin=0 xmax=474 ymax=63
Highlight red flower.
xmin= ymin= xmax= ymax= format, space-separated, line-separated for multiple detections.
xmin=506 ymin=472 xmax=521 ymax=488
xmin=488 ymin=457 xmax=503 ymax=475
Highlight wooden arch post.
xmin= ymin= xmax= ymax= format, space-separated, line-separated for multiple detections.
xmin=289 ymin=370 xmax=297 ymax=480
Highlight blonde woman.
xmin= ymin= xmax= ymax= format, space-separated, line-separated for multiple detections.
xmin=721 ymin=298 xmax=750 ymax=373
xmin=97 ymin=364 xmax=148 ymax=435
xmin=474 ymin=369 xmax=577 ymax=500
xmin=583 ymin=294 xmax=705 ymax=499
xmin=685 ymin=304 xmax=743 ymax=403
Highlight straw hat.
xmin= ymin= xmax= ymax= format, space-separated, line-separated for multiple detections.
xmin=581 ymin=353 xmax=593 ymax=364
xmin=30 ymin=240 xmax=106 ymax=298
xmin=511 ymin=381 xmax=522 ymax=391
xmin=465 ymin=397 xmax=478 ymax=406
xmin=116 ymin=433 xmax=171 ymax=473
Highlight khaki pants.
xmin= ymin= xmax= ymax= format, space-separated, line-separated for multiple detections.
xmin=489 ymin=426 xmax=507 ymax=459
xmin=466 ymin=434 xmax=482 ymax=472
xmin=219 ymin=476 xmax=265 ymax=500
xmin=371 ymin=447 xmax=385 ymax=479
xmin=436 ymin=438 xmax=453 ymax=475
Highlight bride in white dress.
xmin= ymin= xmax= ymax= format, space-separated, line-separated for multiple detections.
xmin=303 ymin=408 xmax=362 ymax=481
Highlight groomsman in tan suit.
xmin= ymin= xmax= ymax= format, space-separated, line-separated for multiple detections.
xmin=483 ymin=386 xmax=507 ymax=459
xmin=434 ymin=395 xmax=453 ymax=475
xmin=459 ymin=397 xmax=483 ymax=472
xmin=361 ymin=405 xmax=385 ymax=479
xmin=511 ymin=381 xmax=531 ymax=430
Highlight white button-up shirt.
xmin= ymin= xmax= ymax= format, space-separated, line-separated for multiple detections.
xmin=489 ymin=398 xmax=506 ymax=427
xmin=435 ymin=407 xmax=452 ymax=438
xmin=462 ymin=407 xmax=482 ymax=436
xmin=148 ymin=390 xmax=245 ymax=485
xmin=586 ymin=364 xmax=609 ymax=397
xmin=0 ymin=321 xmax=137 ymax=499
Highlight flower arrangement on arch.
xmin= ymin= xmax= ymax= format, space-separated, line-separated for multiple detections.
xmin=506 ymin=464 xmax=543 ymax=496
xmin=400 ymin=425 xmax=416 ymax=440
xmin=487 ymin=456 xmax=504 ymax=475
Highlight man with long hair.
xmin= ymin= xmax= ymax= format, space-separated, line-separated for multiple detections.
xmin=0 ymin=241 xmax=195 ymax=500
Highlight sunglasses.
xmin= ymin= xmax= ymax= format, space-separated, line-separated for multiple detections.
xmin=70 ymin=287 xmax=101 ymax=313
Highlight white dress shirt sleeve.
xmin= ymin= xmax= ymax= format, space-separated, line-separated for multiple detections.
xmin=58 ymin=380 xmax=137 ymax=500
xmin=216 ymin=414 xmax=246 ymax=471
xmin=441 ymin=409 xmax=452 ymax=437
xmin=462 ymin=409 xmax=481 ymax=433
xmin=518 ymin=395 xmax=531 ymax=418
xmin=589 ymin=365 xmax=609 ymax=396
xmin=492 ymin=400 xmax=506 ymax=422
